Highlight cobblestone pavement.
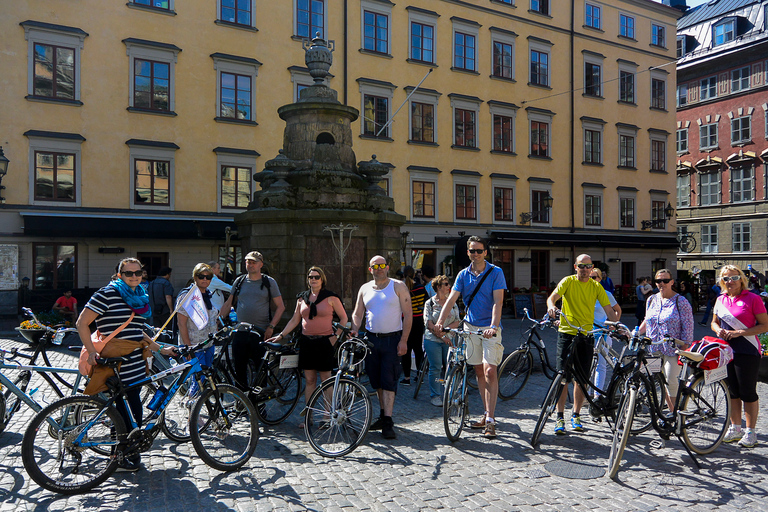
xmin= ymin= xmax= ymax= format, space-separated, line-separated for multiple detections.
xmin=1 ymin=316 xmax=767 ymax=511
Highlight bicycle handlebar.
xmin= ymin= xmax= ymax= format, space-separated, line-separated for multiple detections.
xmin=522 ymin=308 xmax=556 ymax=328
xmin=441 ymin=326 xmax=485 ymax=336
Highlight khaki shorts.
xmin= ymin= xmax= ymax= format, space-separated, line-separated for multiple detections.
xmin=464 ymin=322 xmax=503 ymax=366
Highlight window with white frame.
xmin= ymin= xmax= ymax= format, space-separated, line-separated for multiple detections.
xmin=731 ymin=66 xmax=750 ymax=93
xmin=700 ymin=122 xmax=718 ymax=149
xmin=582 ymin=118 xmax=604 ymax=164
xmin=699 ymin=171 xmax=720 ymax=206
xmin=651 ymin=76 xmax=666 ymax=110
xmin=489 ymin=101 xmax=517 ymax=153
xmin=713 ymin=19 xmax=735 ymax=46
xmin=218 ymin=0 xmax=254 ymax=27
xmin=531 ymin=188 xmax=551 ymax=223
xmin=650 ymin=138 xmax=666 ymax=172
xmin=452 ymin=19 xmax=479 ymax=72
xmin=733 ymin=222 xmax=751 ymax=252
xmin=529 ymin=38 xmax=552 ymax=87
xmin=358 ymin=79 xmax=395 ymax=139
xmin=22 ymin=21 xmax=87 ymax=103
xmin=128 ymin=141 xmax=177 ymax=209
xmin=618 ymin=60 xmax=637 ymax=104
xmin=677 ymin=36 xmax=685 ymax=58
xmin=413 ymin=180 xmax=436 ymax=218
xmin=124 ymin=38 xmax=180 ymax=113
xmin=529 ymin=109 xmax=553 ymax=157
xmin=295 ymin=0 xmax=326 ymax=39
xmin=585 ymin=3 xmax=601 ymax=29
xmin=676 ymin=128 xmax=688 ymax=153
xmin=132 ymin=0 xmax=172 ymax=10
xmin=450 ymin=95 xmax=481 ymax=149
xmin=408 ymin=88 xmax=439 ymax=144
xmin=493 ymin=183 xmax=516 ymax=222
xmin=619 ymin=195 xmax=635 ymax=228
xmin=454 ymin=173 xmax=480 ymax=222
xmin=731 ymin=115 xmax=751 ymax=144
xmin=212 ymin=53 xmax=260 ymax=122
xmin=361 ymin=0 xmax=392 ymax=55
xmin=677 ymin=84 xmax=687 ymax=107
xmin=700 ymin=76 xmax=717 ymax=100
xmin=617 ymin=124 xmax=637 ymax=168
xmin=584 ymin=191 xmax=602 ymax=227
xmin=215 ymin=149 xmax=257 ymax=211
xmin=701 ymin=224 xmax=718 ymax=252
xmin=25 ymin=131 xmax=84 ymax=206
xmin=652 ymin=24 xmax=665 ymax=47
xmin=584 ymin=52 xmax=603 ymax=97
xmin=731 ymin=165 xmax=754 ymax=202
xmin=620 ymin=14 xmax=635 ymax=39
xmin=531 ymin=0 xmax=550 ymax=16
xmin=491 ymin=28 xmax=516 ymax=80
xmin=651 ymin=199 xmax=667 ymax=229
xmin=677 ymin=174 xmax=690 ymax=207
xmin=289 ymin=66 xmax=325 ymax=102
xmin=408 ymin=8 xmax=437 ymax=64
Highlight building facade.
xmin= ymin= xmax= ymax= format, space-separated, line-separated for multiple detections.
xmin=0 ymin=0 xmax=680 ymax=309
xmin=675 ymin=0 xmax=768 ymax=289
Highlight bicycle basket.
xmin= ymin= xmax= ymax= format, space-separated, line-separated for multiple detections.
xmin=682 ymin=337 xmax=733 ymax=370
xmin=337 ymin=338 xmax=369 ymax=370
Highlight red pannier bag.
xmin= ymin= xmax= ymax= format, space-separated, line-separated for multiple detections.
xmin=680 ymin=336 xmax=734 ymax=370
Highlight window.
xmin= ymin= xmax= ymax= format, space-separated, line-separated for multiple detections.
xmin=619 ymin=70 xmax=635 ymax=103
xmin=585 ymin=194 xmax=601 ymax=226
xmin=677 ymin=174 xmax=690 ymax=207
xmin=731 ymin=116 xmax=751 ymax=144
xmin=363 ymin=95 xmax=389 ymax=138
xmin=585 ymin=62 xmax=601 ymax=97
xmin=700 ymin=123 xmax=718 ymax=149
xmin=456 ymin=184 xmax=477 ymax=220
xmin=731 ymin=166 xmax=754 ymax=202
xmin=620 ymin=14 xmax=635 ymax=39
xmin=677 ymin=84 xmax=687 ymax=107
xmin=413 ymin=181 xmax=436 ymax=218
xmin=676 ymin=128 xmax=688 ymax=153
xmin=220 ymin=0 xmax=252 ymax=26
xmin=531 ymin=189 xmax=550 ymax=223
xmin=620 ymin=197 xmax=635 ymax=228
xmin=493 ymin=41 xmax=514 ymax=79
xmin=700 ymin=172 xmax=720 ymax=206
xmin=619 ymin=135 xmax=635 ymax=167
xmin=134 ymin=0 xmax=169 ymax=9
xmin=652 ymin=24 xmax=665 ymax=47
xmin=410 ymin=22 xmax=435 ymax=63
xmin=289 ymin=67 xmax=318 ymax=101
xmin=584 ymin=129 xmax=601 ymax=163
xmin=296 ymin=0 xmax=325 ymax=39
xmin=651 ymin=78 xmax=666 ymax=110
xmin=221 ymin=166 xmax=251 ymax=209
xmin=34 ymin=151 xmax=75 ymax=202
xmin=531 ymin=121 xmax=549 ymax=157
xmin=700 ymin=76 xmax=717 ymax=100
xmin=33 ymin=244 xmax=76 ymax=290
xmin=135 ymin=159 xmax=170 ymax=205
xmin=651 ymin=200 xmax=667 ymax=229
xmin=493 ymin=115 xmax=514 ymax=153
xmin=530 ymin=49 xmax=549 ymax=86
xmin=585 ymin=4 xmax=601 ymax=29
xmin=212 ymin=54 xmax=260 ymax=123
xmin=22 ymin=21 xmax=87 ymax=104
xmin=454 ymin=31 xmax=476 ymax=71
xmin=411 ymin=102 xmax=434 ymax=143
xmin=731 ymin=66 xmax=750 ymax=93
xmin=651 ymin=140 xmax=666 ymax=172
xmin=125 ymin=39 xmax=179 ymax=113
xmin=362 ymin=1 xmax=391 ymax=54
xmin=531 ymin=0 xmax=549 ymax=16
xmin=677 ymin=37 xmax=684 ymax=57
xmin=701 ymin=225 xmax=718 ymax=253
xmin=733 ymin=223 xmax=751 ymax=252
xmin=713 ymin=19 xmax=735 ymax=46
xmin=455 ymin=109 xmax=476 ymax=148
xmin=494 ymin=187 xmax=515 ymax=221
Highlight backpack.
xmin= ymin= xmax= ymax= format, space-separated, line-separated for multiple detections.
xmin=683 ymin=337 xmax=734 ymax=370
xmin=230 ymin=274 xmax=273 ymax=322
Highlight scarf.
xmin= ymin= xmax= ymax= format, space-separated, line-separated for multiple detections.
xmin=109 ymin=279 xmax=152 ymax=318
xmin=201 ymin=289 xmax=213 ymax=311
xmin=297 ymin=288 xmax=338 ymax=320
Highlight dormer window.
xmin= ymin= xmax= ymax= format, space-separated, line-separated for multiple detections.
xmin=713 ymin=19 xmax=735 ymax=46
xmin=677 ymin=36 xmax=685 ymax=57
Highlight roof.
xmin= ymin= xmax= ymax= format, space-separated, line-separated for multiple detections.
xmin=679 ymin=0 xmax=761 ymax=29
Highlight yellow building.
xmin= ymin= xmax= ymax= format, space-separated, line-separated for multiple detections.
xmin=0 ymin=0 xmax=681 ymax=310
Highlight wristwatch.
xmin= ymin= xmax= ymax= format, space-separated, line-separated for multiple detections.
xmin=267 ymin=324 xmax=275 ymax=330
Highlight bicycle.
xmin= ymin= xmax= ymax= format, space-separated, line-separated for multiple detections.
xmin=606 ymin=332 xmax=730 ymax=479
xmin=303 ymin=322 xmax=374 ymax=457
xmin=497 ymin=308 xmax=557 ymax=400
xmin=413 ymin=356 xmax=429 ymax=399
xmin=439 ymin=324 xmax=485 ymax=442
xmin=21 ymin=328 xmax=259 ymax=495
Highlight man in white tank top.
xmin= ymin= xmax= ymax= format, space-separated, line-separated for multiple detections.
xmin=351 ymin=255 xmax=412 ymax=440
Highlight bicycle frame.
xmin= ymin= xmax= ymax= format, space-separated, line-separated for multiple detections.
xmin=520 ymin=308 xmax=557 ymax=374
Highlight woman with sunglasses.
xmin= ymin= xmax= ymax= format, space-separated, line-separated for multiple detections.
xmin=423 ymin=275 xmax=461 ymax=406
xmin=177 ymin=263 xmax=220 ymax=398
xmin=712 ymin=265 xmax=768 ymax=448
xmin=589 ymin=268 xmax=622 ymax=399
xmin=638 ymin=269 xmax=694 ymax=411
xmin=268 ymin=266 xmax=347 ymax=423
xmin=401 ymin=266 xmax=428 ymax=386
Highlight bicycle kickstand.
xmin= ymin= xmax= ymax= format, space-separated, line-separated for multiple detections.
xmin=675 ymin=434 xmax=701 ymax=469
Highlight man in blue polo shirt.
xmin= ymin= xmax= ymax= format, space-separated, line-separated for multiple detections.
xmin=436 ymin=236 xmax=506 ymax=438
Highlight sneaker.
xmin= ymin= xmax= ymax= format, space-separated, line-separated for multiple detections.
xmin=381 ymin=417 xmax=396 ymax=439
xmin=483 ymin=422 xmax=497 ymax=439
xmin=115 ymin=455 xmax=141 ymax=473
xmin=554 ymin=418 xmax=566 ymax=435
xmin=738 ymin=431 xmax=758 ymax=448
xmin=470 ymin=415 xmax=487 ymax=429
xmin=369 ymin=416 xmax=385 ymax=431
xmin=723 ymin=425 xmax=743 ymax=443
xmin=571 ymin=416 xmax=584 ymax=432
xmin=400 ymin=378 xmax=411 ymax=386
xmin=430 ymin=396 xmax=442 ymax=407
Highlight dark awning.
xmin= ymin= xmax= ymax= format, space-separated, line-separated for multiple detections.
xmin=488 ymin=230 xmax=679 ymax=249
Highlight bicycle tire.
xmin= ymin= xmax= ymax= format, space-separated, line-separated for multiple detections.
xmin=629 ymin=372 xmax=665 ymax=435
xmin=305 ymin=377 xmax=372 ymax=457
xmin=608 ymin=386 xmax=636 ymax=479
xmin=681 ymin=376 xmax=730 ymax=455
xmin=1 ymin=372 xmax=29 ymax=433
xmin=161 ymin=383 xmax=195 ymax=443
xmin=531 ymin=374 xmax=564 ymax=448
xmin=498 ymin=349 xmax=533 ymax=400
xmin=466 ymin=365 xmax=478 ymax=390
xmin=443 ymin=365 xmax=467 ymax=442
xmin=0 ymin=393 xmax=5 ymax=433
xmin=413 ymin=357 xmax=430 ymax=399
xmin=189 ymin=384 xmax=259 ymax=471
xmin=21 ymin=395 xmax=125 ymax=495
xmin=254 ymin=367 xmax=301 ymax=426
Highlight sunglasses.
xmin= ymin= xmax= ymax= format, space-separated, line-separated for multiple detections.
xmin=576 ymin=264 xmax=594 ymax=269
xmin=468 ymin=249 xmax=486 ymax=254
xmin=722 ymin=275 xmax=741 ymax=283
xmin=196 ymin=274 xmax=213 ymax=280
xmin=654 ymin=278 xmax=672 ymax=284
xmin=440 ymin=283 xmax=451 ymax=287
xmin=370 ymin=263 xmax=387 ymax=270
xmin=590 ymin=275 xmax=599 ymax=280
xmin=121 ymin=270 xmax=143 ymax=277
xmin=308 ymin=275 xmax=321 ymax=280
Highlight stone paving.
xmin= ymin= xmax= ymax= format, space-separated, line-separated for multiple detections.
xmin=1 ymin=316 xmax=767 ymax=511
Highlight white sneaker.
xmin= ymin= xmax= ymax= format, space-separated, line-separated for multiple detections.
xmin=738 ymin=430 xmax=758 ymax=448
xmin=430 ymin=396 xmax=442 ymax=407
xmin=723 ymin=425 xmax=743 ymax=443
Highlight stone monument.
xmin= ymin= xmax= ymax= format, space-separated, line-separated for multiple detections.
xmin=235 ymin=34 xmax=405 ymax=306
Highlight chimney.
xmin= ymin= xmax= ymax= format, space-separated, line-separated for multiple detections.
xmin=663 ymin=0 xmax=689 ymax=11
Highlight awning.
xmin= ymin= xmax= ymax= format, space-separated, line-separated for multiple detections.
xmin=488 ymin=230 xmax=679 ymax=249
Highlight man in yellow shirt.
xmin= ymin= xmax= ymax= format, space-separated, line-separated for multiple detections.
xmin=546 ymin=254 xmax=618 ymax=435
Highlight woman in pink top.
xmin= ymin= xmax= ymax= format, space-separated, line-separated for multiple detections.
xmin=268 ymin=266 xmax=347 ymax=420
xmin=711 ymin=264 xmax=768 ymax=448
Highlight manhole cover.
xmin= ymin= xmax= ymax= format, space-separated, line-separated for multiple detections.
xmin=543 ymin=460 xmax=605 ymax=480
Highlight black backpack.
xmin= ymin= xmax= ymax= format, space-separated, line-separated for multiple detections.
xmin=230 ymin=274 xmax=273 ymax=322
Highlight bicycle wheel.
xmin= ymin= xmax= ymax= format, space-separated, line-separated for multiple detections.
xmin=254 ymin=367 xmax=301 ymax=426
xmin=531 ymin=374 xmax=564 ymax=447
xmin=413 ymin=357 xmax=430 ymax=399
xmin=21 ymin=395 xmax=125 ymax=495
xmin=629 ymin=373 xmax=665 ymax=435
xmin=607 ymin=387 xmax=636 ymax=480
xmin=681 ymin=376 xmax=730 ymax=455
xmin=189 ymin=384 xmax=259 ymax=471
xmin=1 ymin=372 xmax=29 ymax=433
xmin=466 ymin=365 xmax=478 ymax=390
xmin=161 ymin=385 xmax=194 ymax=443
xmin=305 ymin=377 xmax=372 ymax=457
xmin=443 ymin=365 xmax=467 ymax=442
xmin=498 ymin=349 xmax=533 ymax=400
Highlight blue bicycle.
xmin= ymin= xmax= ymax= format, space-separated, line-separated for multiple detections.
xmin=21 ymin=328 xmax=259 ymax=495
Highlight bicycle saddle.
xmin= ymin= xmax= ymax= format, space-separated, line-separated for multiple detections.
xmin=262 ymin=342 xmax=295 ymax=354
xmin=96 ymin=356 xmax=129 ymax=368
xmin=676 ymin=350 xmax=704 ymax=362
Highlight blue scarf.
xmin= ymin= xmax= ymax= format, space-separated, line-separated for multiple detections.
xmin=109 ymin=279 xmax=152 ymax=318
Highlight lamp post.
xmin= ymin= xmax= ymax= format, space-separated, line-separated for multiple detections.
xmin=0 ymin=146 xmax=9 ymax=204
xmin=641 ymin=202 xmax=675 ymax=230
xmin=520 ymin=193 xmax=553 ymax=224
xmin=400 ymin=231 xmax=410 ymax=268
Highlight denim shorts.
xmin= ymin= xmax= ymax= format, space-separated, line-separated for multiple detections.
xmin=366 ymin=332 xmax=402 ymax=392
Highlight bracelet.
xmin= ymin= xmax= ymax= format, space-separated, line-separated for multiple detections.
xmin=277 ymin=333 xmax=284 ymax=339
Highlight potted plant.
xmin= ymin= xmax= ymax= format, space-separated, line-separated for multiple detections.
xmin=15 ymin=312 xmax=69 ymax=344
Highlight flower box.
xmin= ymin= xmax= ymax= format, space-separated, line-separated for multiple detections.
xmin=15 ymin=327 xmax=47 ymax=344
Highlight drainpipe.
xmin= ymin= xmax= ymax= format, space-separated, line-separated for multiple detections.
xmin=343 ymin=0 xmax=348 ymax=105
xmin=569 ymin=0 xmax=576 ymax=261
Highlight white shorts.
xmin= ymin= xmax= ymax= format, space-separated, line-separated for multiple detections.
xmin=464 ymin=322 xmax=503 ymax=366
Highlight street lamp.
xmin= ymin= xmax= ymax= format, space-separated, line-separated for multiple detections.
xmin=520 ymin=194 xmax=553 ymax=224
xmin=0 ymin=146 xmax=9 ymax=204
xmin=641 ymin=202 xmax=675 ymax=230
xmin=400 ymin=231 xmax=410 ymax=268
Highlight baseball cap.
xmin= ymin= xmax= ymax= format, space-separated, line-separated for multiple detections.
xmin=244 ymin=251 xmax=263 ymax=262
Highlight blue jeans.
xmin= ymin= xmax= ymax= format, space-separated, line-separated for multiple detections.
xmin=188 ymin=346 xmax=215 ymax=397
xmin=424 ymin=338 xmax=449 ymax=398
